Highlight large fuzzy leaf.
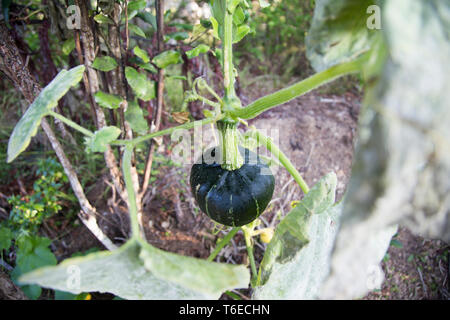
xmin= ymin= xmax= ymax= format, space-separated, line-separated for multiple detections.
xmin=310 ymin=0 xmax=450 ymax=299
xmin=7 ymin=65 xmax=85 ymax=163
xmin=306 ymin=0 xmax=380 ymax=71
xmin=19 ymin=240 xmax=250 ymax=300
xmin=152 ymin=50 xmax=182 ymax=69
xmin=253 ymin=173 xmax=338 ymax=299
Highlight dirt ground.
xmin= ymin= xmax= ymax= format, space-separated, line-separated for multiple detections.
xmin=1 ymin=77 xmax=448 ymax=300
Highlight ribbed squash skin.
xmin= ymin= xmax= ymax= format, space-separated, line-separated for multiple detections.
xmin=190 ymin=147 xmax=275 ymax=227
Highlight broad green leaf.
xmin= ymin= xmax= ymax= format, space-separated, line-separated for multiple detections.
xmin=125 ymin=67 xmax=156 ymax=101
xmin=94 ymin=91 xmax=123 ymax=109
xmin=62 ymin=38 xmax=75 ymax=55
xmin=306 ymin=0 xmax=379 ymax=71
xmin=11 ymin=236 xmax=57 ymax=300
xmin=137 ymin=62 xmax=157 ymax=74
xmin=186 ymin=44 xmax=210 ymax=59
xmin=253 ymin=173 xmax=339 ymax=299
xmin=139 ymin=240 xmax=249 ymax=297
xmin=233 ymin=24 xmax=250 ymax=43
xmin=19 ymin=240 xmax=250 ymax=300
xmin=84 ymin=126 xmax=121 ymax=153
xmin=0 ymin=225 xmax=13 ymax=251
xmin=136 ymin=12 xmax=156 ymax=30
xmin=233 ymin=6 xmax=245 ymax=25
xmin=165 ymin=32 xmax=189 ymax=41
xmin=152 ymin=50 xmax=182 ymax=69
xmin=128 ymin=0 xmax=146 ymax=12
xmin=128 ymin=24 xmax=146 ymax=38
xmin=260 ymin=172 xmax=337 ymax=276
xmin=254 ymin=202 xmax=342 ymax=299
xmin=320 ymin=0 xmax=450 ymax=299
xmin=133 ymin=46 xmax=150 ymax=63
xmin=125 ymin=101 xmax=149 ymax=135
xmin=93 ymin=13 xmax=113 ymax=24
xmin=15 ymin=236 xmax=57 ymax=272
xmin=92 ymin=56 xmax=117 ymax=72
xmin=7 ymin=65 xmax=85 ymax=163
xmin=228 ymin=0 xmax=242 ymax=13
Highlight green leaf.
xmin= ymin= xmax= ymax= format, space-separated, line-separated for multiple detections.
xmin=19 ymin=240 xmax=250 ymax=300
xmin=133 ymin=46 xmax=150 ymax=63
xmin=62 ymin=38 xmax=75 ymax=56
xmin=254 ymin=173 xmax=338 ymax=299
xmin=165 ymin=32 xmax=189 ymax=41
xmin=306 ymin=0 xmax=379 ymax=71
xmin=92 ymin=56 xmax=117 ymax=72
xmin=152 ymin=50 xmax=182 ymax=69
xmin=186 ymin=44 xmax=210 ymax=59
xmin=93 ymin=14 xmax=113 ymax=24
xmin=7 ymin=65 xmax=85 ymax=163
xmin=16 ymin=236 xmax=57 ymax=270
xmin=0 ymin=225 xmax=13 ymax=251
xmin=128 ymin=0 xmax=146 ymax=12
xmin=11 ymin=236 xmax=57 ymax=299
xmin=125 ymin=101 xmax=149 ymax=135
xmin=94 ymin=91 xmax=123 ymax=109
xmin=84 ymin=126 xmax=121 ymax=153
xmin=136 ymin=11 xmax=157 ymax=30
xmin=137 ymin=62 xmax=157 ymax=74
xmin=128 ymin=24 xmax=146 ymax=38
xmin=233 ymin=24 xmax=250 ymax=43
xmin=210 ymin=16 xmax=220 ymax=40
xmin=233 ymin=6 xmax=245 ymax=25
xmin=125 ymin=67 xmax=156 ymax=101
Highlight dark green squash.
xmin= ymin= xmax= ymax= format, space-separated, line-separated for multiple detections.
xmin=190 ymin=146 xmax=275 ymax=227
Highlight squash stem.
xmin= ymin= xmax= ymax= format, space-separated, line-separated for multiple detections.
xmin=217 ymin=119 xmax=244 ymax=170
xmin=222 ymin=0 xmax=236 ymax=101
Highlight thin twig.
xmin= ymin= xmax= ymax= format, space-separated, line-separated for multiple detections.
xmin=140 ymin=0 xmax=165 ymax=197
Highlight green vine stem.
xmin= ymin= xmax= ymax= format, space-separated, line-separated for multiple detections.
xmin=119 ymin=116 xmax=222 ymax=146
xmin=217 ymin=119 xmax=244 ymax=170
xmin=222 ymin=0 xmax=236 ymax=102
xmin=122 ymin=144 xmax=141 ymax=239
xmin=207 ymin=227 xmax=240 ymax=262
xmin=48 ymin=110 xmax=94 ymax=137
xmin=231 ymin=53 xmax=368 ymax=120
xmin=250 ymin=128 xmax=310 ymax=194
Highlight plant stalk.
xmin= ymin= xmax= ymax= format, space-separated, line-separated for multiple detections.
xmin=252 ymin=128 xmax=310 ymax=194
xmin=122 ymin=145 xmax=141 ymax=239
xmin=217 ymin=119 xmax=243 ymax=170
xmin=207 ymin=227 xmax=240 ymax=262
xmin=232 ymin=54 xmax=368 ymax=119
xmin=48 ymin=110 xmax=94 ymax=137
xmin=222 ymin=2 xmax=236 ymax=101
xmin=242 ymin=225 xmax=258 ymax=287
